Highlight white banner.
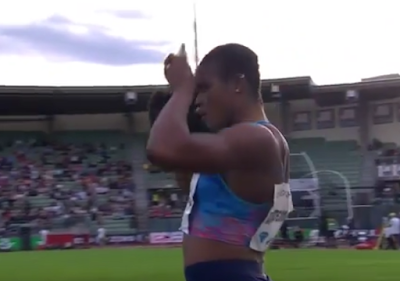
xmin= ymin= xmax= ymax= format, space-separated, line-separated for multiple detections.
xmin=289 ymin=178 xmax=319 ymax=191
xmin=149 ymin=232 xmax=183 ymax=244
xmin=377 ymin=164 xmax=399 ymax=179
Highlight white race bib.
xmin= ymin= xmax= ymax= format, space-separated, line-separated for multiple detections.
xmin=249 ymin=183 xmax=293 ymax=252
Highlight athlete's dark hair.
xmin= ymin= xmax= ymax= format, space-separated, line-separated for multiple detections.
xmin=148 ymin=92 xmax=209 ymax=132
xmin=200 ymin=43 xmax=261 ymax=99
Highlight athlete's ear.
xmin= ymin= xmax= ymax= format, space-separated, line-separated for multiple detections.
xmin=234 ymin=73 xmax=246 ymax=94
xmin=228 ymin=73 xmax=246 ymax=95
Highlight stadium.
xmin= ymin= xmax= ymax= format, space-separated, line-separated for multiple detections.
xmin=0 ymin=75 xmax=399 ymax=281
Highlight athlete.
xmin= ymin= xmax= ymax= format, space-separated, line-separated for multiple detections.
xmin=147 ymin=43 xmax=293 ymax=281
xmin=96 ymin=223 xmax=107 ymax=247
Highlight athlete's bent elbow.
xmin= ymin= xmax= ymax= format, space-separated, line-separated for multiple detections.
xmin=147 ymin=140 xmax=192 ymax=169
xmin=146 ymin=144 xmax=179 ymax=169
xmin=146 ymin=146 xmax=167 ymax=166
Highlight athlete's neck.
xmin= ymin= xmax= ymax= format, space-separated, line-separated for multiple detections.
xmin=231 ymin=104 xmax=267 ymax=125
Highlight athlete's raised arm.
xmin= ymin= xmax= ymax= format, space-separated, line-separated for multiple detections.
xmin=147 ymin=115 xmax=271 ymax=173
xmin=147 ymin=91 xmax=207 ymax=192
xmin=147 ymin=45 xmax=273 ymax=173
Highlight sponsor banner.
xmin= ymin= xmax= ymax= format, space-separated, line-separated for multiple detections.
xmin=149 ymin=232 xmax=183 ymax=244
xmin=30 ymin=235 xmax=43 ymax=249
xmin=338 ymin=107 xmax=358 ymax=127
xmin=106 ymin=234 xmax=146 ymax=244
xmin=335 ymin=228 xmax=377 ymax=238
xmin=276 ymin=228 xmax=377 ymax=241
xmin=316 ymin=109 xmax=335 ymax=129
xmin=292 ymin=112 xmax=312 ymax=131
xmin=289 ymin=178 xmax=319 ymax=191
xmin=73 ymin=233 xmax=148 ymax=246
xmin=280 ymin=228 xmax=377 ymax=242
xmin=377 ymin=164 xmax=400 ymax=179
xmin=0 ymin=236 xmax=43 ymax=251
xmin=0 ymin=237 xmax=21 ymax=251
xmin=372 ymin=103 xmax=393 ymax=124
xmin=46 ymin=233 xmax=75 ymax=248
xmin=72 ymin=234 xmax=91 ymax=248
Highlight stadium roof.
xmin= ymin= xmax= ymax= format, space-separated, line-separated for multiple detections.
xmin=314 ymin=77 xmax=400 ymax=93
xmin=1 ymin=75 xmax=400 ymax=97
xmin=0 ymin=75 xmax=399 ymax=115
xmin=0 ymin=76 xmax=313 ymax=94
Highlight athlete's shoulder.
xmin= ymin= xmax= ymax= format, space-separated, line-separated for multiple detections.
xmin=264 ymin=123 xmax=289 ymax=150
xmin=221 ymin=122 xmax=278 ymax=148
xmin=222 ymin=121 xmax=273 ymax=138
xmin=219 ymin=122 xmax=277 ymax=162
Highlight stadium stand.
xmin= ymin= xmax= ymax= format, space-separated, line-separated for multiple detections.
xmin=1 ymin=77 xmax=400 ymax=238
xmin=0 ymin=129 xmax=136 ymax=235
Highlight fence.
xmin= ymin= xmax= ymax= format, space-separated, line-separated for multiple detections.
xmin=0 ymin=226 xmax=383 ymax=252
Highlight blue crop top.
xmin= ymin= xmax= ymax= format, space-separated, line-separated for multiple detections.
xmin=180 ymin=121 xmax=293 ymax=252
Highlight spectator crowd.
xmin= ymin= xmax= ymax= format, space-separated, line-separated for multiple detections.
xmin=0 ymin=137 xmax=136 ymax=235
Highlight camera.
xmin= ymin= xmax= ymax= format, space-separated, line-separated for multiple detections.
xmin=125 ymin=91 xmax=137 ymax=105
xmin=345 ymin=89 xmax=358 ymax=102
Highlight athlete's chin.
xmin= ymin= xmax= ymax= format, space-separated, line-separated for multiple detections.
xmin=202 ymin=116 xmax=224 ymax=132
xmin=204 ymin=120 xmax=220 ymax=132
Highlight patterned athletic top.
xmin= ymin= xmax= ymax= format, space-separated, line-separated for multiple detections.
xmin=180 ymin=121 xmax=293 ymax=252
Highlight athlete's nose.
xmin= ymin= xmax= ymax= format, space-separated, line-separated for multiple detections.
xmin=195 ymin=105 xmax=205 ymax=117
xmin=194 ymin=95 xmax=204 ymax=114
xmin=194 ymin=93 xmax=202 ymax=105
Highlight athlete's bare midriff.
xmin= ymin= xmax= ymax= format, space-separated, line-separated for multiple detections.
xmin=183 ymin=235 xmax=264 ymax=266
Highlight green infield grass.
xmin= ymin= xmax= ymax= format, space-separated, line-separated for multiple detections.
xmin=0 ymin=248 xmax=398 ymax=281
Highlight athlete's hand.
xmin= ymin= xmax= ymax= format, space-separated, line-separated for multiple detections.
xmin=164 ymin=52 xmax=194 ymax=94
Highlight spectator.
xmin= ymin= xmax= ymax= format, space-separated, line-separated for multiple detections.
xmin=0 ymin=137 xmax=135 ymax=234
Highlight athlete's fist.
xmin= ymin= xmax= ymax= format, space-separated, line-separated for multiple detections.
xmin=164 ymin=45 xmax=194 ymax=93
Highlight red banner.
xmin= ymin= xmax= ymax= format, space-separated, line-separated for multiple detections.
xmin=45 ymin=233 xmax=73 ymax=248
xmin=46 ymin=233 xmax=89 ymax=248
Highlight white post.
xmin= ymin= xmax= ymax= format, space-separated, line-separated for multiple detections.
xmin=192 ymin=0 xmax=199 ymax=67
xmin=290 ymin=152 xmax=320 ymax=217
xmin=294 ymin=151 xmax=354 ymax=220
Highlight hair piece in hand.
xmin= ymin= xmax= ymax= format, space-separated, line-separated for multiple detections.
xmin=148 ymin=92 xmax=209 ymax=133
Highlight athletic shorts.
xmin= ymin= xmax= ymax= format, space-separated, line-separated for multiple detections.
xmin=184 ymin=259 xmax=271 ymax=281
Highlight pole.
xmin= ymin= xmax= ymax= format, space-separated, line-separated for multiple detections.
xmin=193 ymin=0 xmax=199 ymax=67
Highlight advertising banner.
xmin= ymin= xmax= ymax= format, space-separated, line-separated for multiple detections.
xmin=30 ymin=235 xmax=43 ymax=249
xmin=73 ymin=233 xmax=148 ymax=246
xmin=0 ymin=237 xmax=21 ymax=251
xmin=377 ymin=164 xmax=400 ymax=179
xmin=106 ymin=233 xmax=147 ymax=245
xmin=45 ymin=233 xmax=74 ymax=248
xmin=289 ymin=178 xmax=319 ymax=191
xmin=149 ymin=232 xmax=183 ymax=244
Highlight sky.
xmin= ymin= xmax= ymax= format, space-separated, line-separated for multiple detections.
xmin=0 ymin=0 xmax=399 ymax=86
